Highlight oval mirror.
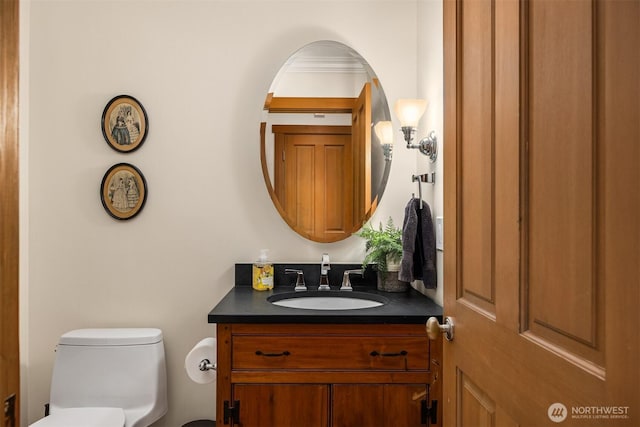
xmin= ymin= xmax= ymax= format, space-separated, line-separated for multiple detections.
xmin=261 ymin=40 xmax=392 ymax=243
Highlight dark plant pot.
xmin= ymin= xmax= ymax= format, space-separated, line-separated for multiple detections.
xmin=376 ymin=270 xmax=409 ymax=292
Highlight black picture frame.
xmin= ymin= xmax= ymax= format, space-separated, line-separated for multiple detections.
xmin=101 ymin=95 xmax=148 ymax=153
xmin=100 ymin=163 xmax=148 ymax=220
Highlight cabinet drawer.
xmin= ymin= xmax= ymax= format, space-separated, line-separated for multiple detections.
xmin=232 ymin=335 xmax=429 ymax=371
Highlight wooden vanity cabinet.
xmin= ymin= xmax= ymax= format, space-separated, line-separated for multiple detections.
xmin=216 ymin=323 xmax=442 ymax=427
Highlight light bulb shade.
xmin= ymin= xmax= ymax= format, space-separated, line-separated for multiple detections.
xmin=394 ymin=99 xmax=427 ymax=127
xmin=374 ymin=121 xmax=394 ymax=146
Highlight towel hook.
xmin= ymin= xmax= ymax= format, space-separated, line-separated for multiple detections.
xmin=412 ymin=173 xmax=435 ymax=210
xmin=413 ymin=172 xmax=435 ymax=185
xmin=412 ymin=175 xmax=423 ymax=209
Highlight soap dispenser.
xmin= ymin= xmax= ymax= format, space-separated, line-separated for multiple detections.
xmin=252 ymin=249 xmax=274 ymax=291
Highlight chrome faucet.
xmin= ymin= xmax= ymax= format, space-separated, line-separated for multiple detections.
xmin=340 ymin=269 xmax=364 ymax=291
xmin=318 ymin=253 xmax=331 ymax=291
xmin=285 ymin=269 xmax=307 ymax=292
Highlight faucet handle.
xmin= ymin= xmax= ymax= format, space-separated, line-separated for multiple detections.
xmin=321 ymin=253 xmax=330 ymax=272
xmin=340 ymin=269 xmax=364 ymax=291
xmin=285 ymin=269 xmax=307 ymax=292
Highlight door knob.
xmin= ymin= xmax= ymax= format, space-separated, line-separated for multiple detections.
xmin=426 ymin=316 xmax=454 ymax=341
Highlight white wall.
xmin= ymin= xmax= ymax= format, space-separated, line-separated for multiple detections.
xmin=23 ymin=0 xmax=442 ymax=425
xmin=417 ymin=0 xmax=444 ymax=305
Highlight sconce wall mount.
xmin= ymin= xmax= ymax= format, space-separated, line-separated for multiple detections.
xmin=401 ymin=128 xmax=437 ymax=163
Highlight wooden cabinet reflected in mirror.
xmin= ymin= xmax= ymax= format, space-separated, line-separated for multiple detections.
xmin=260 ymin=41 xmax=392 ymax=243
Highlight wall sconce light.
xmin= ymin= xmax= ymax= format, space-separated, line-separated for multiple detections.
xmin=394 ymin=98 xmax=438 ymax=163
xmin=374 ymin=121 xmax=394 ymax=161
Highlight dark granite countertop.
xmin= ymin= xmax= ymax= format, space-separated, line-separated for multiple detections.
xmin=208 ymin=264 xmax=443 ymax=324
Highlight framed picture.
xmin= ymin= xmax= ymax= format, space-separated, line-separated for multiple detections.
xmin=100 ymin=163 xmax=148 ymax=220
xmin=101 ymin=95 xmax=148 ymax=152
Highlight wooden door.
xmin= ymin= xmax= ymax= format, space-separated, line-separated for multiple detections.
xmin=0 ymin=0 xmax=20 ymax=426
xmin=443 ymin=0 xmax=639 ymax=425
xmin=352 ymin=82 xmax=372 ymax=226
xmin=273 ymin=125 xmax=353 ymax=243
xmin=232 ymin=384 xmax=328 ymax=427
xmin=333 ymin=385 xmax=385 ymax=427
xmin=332 ymin=384 xmax=428 ymax=427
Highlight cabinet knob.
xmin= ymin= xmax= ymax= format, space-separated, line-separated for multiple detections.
xmin=426 ymin=316 xmax=454 ymax=341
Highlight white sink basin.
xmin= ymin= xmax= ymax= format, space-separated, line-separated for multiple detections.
xmin=268 ymin=291 xmax=388 ymax=311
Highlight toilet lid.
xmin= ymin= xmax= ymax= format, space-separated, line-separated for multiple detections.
xmin=30 ymin=407 xmax=125 ymax=427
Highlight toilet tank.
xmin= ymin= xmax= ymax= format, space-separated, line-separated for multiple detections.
xmin=49 ymin=328 xmax=168 ymax=426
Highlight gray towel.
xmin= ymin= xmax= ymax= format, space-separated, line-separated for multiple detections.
xmin=398 ymin=198 xmax=437 ymax=288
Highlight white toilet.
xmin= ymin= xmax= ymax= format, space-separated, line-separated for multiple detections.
xmin=30 ymin=328 xmax=168 ymax=427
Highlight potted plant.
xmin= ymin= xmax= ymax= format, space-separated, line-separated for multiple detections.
xmin=356 ymin=217 xmax=408 ymax=292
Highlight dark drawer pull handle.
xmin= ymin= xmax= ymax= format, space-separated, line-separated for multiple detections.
xmin=370 ymin=350 xmax=408 ymax=357
xmin=255 ymin=350 xmax=291 ymax=357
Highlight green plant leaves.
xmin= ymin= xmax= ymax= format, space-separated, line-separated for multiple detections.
xmin=355 ymin=217 xmax=403 ymax=275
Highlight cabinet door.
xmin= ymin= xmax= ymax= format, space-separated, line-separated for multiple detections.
xmin=332 ymin=384 xmax=428 ymax=427
xmin=233 ymin=384 xmax=329 ymax=427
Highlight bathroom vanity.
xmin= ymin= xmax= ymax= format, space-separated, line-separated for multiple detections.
xmin=208 ymin=264 xmax=443 ymax=427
